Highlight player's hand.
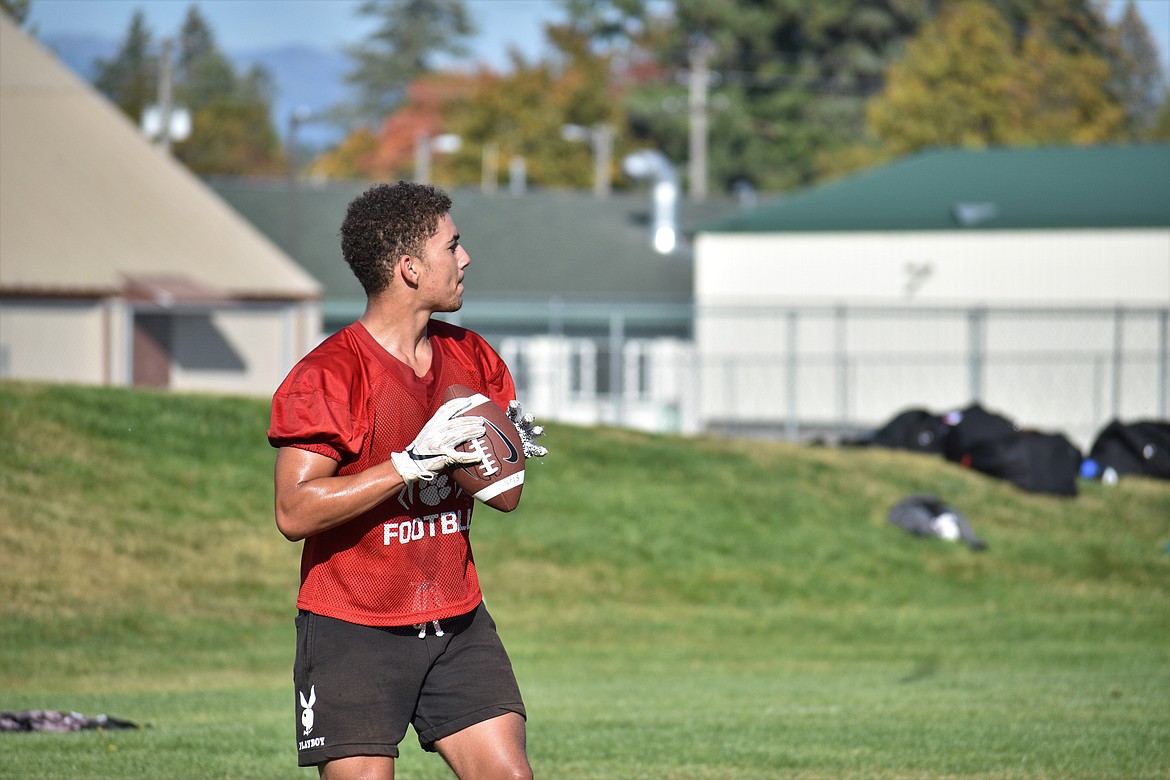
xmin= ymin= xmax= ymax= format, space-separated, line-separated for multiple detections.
xmin=390 ymin=398 xmax=486 ymax=485
xmin=507 ymin=400 xmax=548 ymax=458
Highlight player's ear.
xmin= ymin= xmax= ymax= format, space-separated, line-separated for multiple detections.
xmin=398 ymin=253 xmax=420 ymax=286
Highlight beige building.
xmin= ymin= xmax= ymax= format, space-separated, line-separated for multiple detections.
xmin=0 ymin=16 xmax=320 ymax=396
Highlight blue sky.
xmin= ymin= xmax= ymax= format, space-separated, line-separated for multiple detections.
xmin=26 ymin=0 xmax=568 ymax=68
xmin=26 ymin=0 xmax=1170 ymax=75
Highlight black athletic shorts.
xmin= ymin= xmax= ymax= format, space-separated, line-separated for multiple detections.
xmin=292 ymin=602 xmax=525 ymax=767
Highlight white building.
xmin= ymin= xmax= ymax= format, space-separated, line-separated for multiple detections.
xmin=694 ymin=145 xmax=1170 ymax=447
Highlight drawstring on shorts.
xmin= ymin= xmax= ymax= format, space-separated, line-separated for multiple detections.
xmin=414 ymin=619 xmax=444 ymax=639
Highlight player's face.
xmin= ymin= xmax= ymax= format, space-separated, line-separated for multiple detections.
xmin=418 ymin=213 xmax=470 ymax=312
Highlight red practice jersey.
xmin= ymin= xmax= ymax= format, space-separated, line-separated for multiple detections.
xmin=268 ymin=320 xmax=517 ymax=627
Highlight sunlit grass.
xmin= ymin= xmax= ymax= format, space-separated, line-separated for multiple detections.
xmin=1 ymin=380 xmax=1168 ymax=779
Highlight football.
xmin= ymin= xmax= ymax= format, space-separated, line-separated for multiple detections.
xmin=442 ymin=384 xmax=526 ymax=512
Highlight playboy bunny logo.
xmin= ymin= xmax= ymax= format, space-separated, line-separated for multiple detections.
xmin=299 ymin=685 xmax=317 ymax=736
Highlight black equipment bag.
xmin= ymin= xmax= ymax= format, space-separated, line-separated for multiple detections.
xmin=941 ymin=404 xmax=1081 ymax=496
xmin=869 ymin=408 xmax=949 ymax=453
xmin=1087 ymin=420 xmax=1170 ymax=480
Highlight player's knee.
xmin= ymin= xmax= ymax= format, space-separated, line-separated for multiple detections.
xmin=504 ymin=763 xmax=533 ymax=780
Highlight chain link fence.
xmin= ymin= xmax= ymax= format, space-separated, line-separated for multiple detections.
xmin=495 ymin=303 xmax=1168 ymax=452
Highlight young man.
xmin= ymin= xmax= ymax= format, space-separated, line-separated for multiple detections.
xmin=268 ymin=181 xmax=545 ymax=779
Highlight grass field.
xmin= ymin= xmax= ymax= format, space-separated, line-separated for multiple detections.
xmin=1 ymin=381 xmax=1168 ymax=779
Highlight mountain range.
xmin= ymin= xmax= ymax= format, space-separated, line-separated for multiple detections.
xmin=38 ymin=32 xmax=352 ymax=148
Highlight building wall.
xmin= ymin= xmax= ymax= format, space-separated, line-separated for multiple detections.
xmin=695 ymin=229 xmax=1170 ymax=306
xmin=693 ymin=228 xmax=1170 ymax=447
xmin=168 ymin=303 xmax=321 ymax=397
xmin=1 ymin=297 xmax=321 ymax=398
xmin=0 ymin=299 xmax=109 ymax=383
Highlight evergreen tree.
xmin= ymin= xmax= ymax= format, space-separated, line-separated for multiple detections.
xmin=611 ymin=0 xmax=936 ymax=192
xmin=1112 ymin=0 xmax=1167 ymax=135
xmin=93 ymin=10 xmax=156 ymax=125
xmin=343 ymin=0 xmax=474 ymax=124
xmin=175 ymin=5 xmax=237 ymax=111
xmin=168 ymin=5 xmax=283 ymax=176
xmin=1149 ymin=96 xmax=1170 ymax=140
xmin=0 ymin=0 xmax=30 ymax=25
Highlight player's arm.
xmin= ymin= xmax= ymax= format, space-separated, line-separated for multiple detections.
xmin=273 ymin=446 xmax=405 ymax=542
xmin=273 ymin=397 xmax=487 ymax=541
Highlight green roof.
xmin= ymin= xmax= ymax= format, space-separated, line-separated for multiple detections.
xmin=210 ymin=180 xmax=738 ymax=306
xmin=702 ymin=145 xmax=1170 ymax=233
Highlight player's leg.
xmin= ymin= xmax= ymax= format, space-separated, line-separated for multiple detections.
xmin=318 ymin=754 xmax=395 ymax=779
xmin=294 ymin=612 xmax=427 ymax=772
xmin=413 ymin=603 xmax=529 ymax=778
xmin=433 ymin=712 xmax=531 ymax=780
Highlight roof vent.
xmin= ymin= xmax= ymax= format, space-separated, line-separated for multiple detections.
xmin=952 ymin=202 xmax=998 ymax=227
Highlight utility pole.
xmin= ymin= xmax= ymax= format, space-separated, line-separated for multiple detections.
xmin=687 ymin=38 xmax=715 ymax=202
xmin=287 ymin=107 xmax=312 ymax=263
xmin=157 ymin=38 xmax=174 ymax=153
xmin=592 ymin=123 xmax=614 ymax=198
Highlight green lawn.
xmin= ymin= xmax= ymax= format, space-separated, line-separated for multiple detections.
xmin=1 ymin=381 xmax=1168 ymax=779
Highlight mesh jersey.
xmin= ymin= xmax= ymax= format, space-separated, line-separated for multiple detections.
xmin=268 ymin=319 xmax=516 ymax=627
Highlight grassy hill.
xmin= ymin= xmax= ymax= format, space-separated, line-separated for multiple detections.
xmin=1 ymin=381 xmax=1168 ymax=779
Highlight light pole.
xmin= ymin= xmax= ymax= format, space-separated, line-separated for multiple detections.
xmin=141 ymin=38 xmax=190 ymax=152
xmin=562 ymin=123 xmax=614 ymax=198
xmin=287 ymin=106 xmax=313 ymax=262
xmin=687 ymin=37 xmax=717 ymax=202
xmin=414 ymin=132 xmax=462 ymax=184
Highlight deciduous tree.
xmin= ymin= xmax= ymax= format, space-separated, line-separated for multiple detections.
xmin=865 ymin=1 xmax=1124 ymax=155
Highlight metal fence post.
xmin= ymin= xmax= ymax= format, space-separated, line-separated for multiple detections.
xmin=1112 ymin=306 xmax=1124 ymax=418
xmin=836 ymin=305 xmax=849 ymax=433
xmin=609 ymin=310 xmax=624 ymax=425
xmin=786 ymin=309 xmax=799 ymax=441
xmin=1159 ymin=308 xmax=1169 ymax=419
xmin=967 ymin=307 xmax=985 ymax=403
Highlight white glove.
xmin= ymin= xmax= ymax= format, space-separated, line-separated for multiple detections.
xmin=507 ymin=400 xmax=548 ymax=458
xmin=390 ymin=398 xmax=486 ymax=485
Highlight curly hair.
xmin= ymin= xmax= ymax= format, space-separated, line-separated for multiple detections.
xmin=339 ymin=181 xmax=453 ymax=296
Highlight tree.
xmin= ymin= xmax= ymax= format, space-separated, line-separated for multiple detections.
xmin=1112 ymin=0 xmax=1168 ymax=136
xmin=987 ymin=0 xmax=1113 ymax=55
xmin=343 ymin=0 xmax=474 ymax=124
xmin=319 ymin=6 xmax=630 ymax=191
xmin=865 ymin=1 xmax=1124 ymax=156
xmin=0 ymin=0 xmax=30 ymax=25
xmin=175 ymin=5 xmax=237 ymax=111
xmin=93 ymin=10 xmax=156 ymax=125
xmin=602 ymin=0 xmax=936 ymax=192
xmin=309 ymin=128 xmax=381 ymax=179
xmin=1149 ymin=97 xmax=1170 ymax=140
xmin=168 ymin=5 xmax=283 ymax=176
xmin=1012 ymin=14 xmax=1126 ymax=143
